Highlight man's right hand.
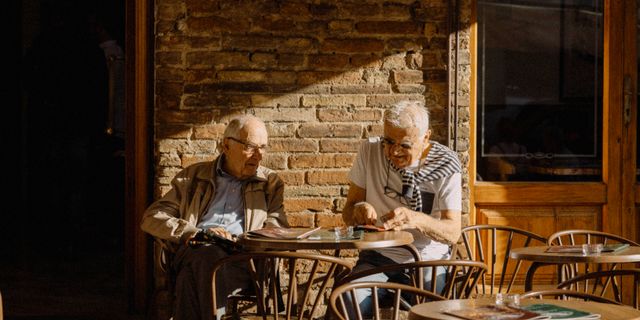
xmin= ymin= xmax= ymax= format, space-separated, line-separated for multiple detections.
xmin=352 ymin=202 xmax=378 ymax=225
xmin=204 ymin=227 xmax=234 ymax=240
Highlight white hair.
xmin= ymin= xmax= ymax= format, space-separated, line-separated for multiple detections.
xmin=223 ymin=114 xmax=265 ymax=139
xmin=383 ymin=100 xmax=430 ymax=136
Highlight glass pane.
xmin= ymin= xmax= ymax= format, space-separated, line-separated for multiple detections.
xmin=477 ymin=0 xmax=603 ymax=182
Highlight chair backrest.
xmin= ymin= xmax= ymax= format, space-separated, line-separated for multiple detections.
xmin=547 ymin=229 xmax=640 ymax=247
xmin=456 ymin=224 xmax=547 ymax=294
xmin=556 ymin=269 xmax=640 ymax=308
xmin=211 ymin=251 xmax=353 ymax=320
xmin=520 ymin=289 xmax=622 ymax=305
xmin=547 ymin=229 xmax=640 ymax=278
xmin=337 ymin=259 xmax=488 ymax=299
xmin=149 ymin=238 xmax=176 ymax=320
xmin=329 ymin=281 xmax=446 ymax=320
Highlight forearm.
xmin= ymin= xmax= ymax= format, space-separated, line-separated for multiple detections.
xmin=413 ymin=210 xmax=461 ymax=244
xmin=342 ymin=201 xmax=357 ymax=225
xmin=342 ymin=182 xmax=367 ymax=226
xmin=141 ymin=193 xmax=200 ymax=243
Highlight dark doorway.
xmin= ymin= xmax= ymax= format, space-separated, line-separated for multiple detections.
xmin=0 ymin=0 xmax=137 ymax=318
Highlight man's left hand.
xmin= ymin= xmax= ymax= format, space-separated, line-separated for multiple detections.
xmin=381 ymin=207 xmax=418 ymax=230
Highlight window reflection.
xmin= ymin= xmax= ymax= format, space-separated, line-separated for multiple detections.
xmin=477 ymin=0 xmax=603 ymax=182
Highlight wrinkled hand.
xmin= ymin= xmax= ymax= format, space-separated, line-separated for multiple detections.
xmin=352 ymin=202 xmax=378 ymax=225
xmin=205 ymin=227 xmax=235 ymax=240
xmin=381 ymin=207 xmax=418 ymax=230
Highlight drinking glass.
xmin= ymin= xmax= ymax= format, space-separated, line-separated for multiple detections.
xmin=334 ymin=226 xmax=354 ymax=240
xmin=582 ymin=243 xmax=603 ymax=255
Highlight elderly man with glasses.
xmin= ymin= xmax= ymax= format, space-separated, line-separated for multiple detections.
xmin=342 ymin=100 xmax=462 ymax=313
xmin=141 ymin=114 xmax=287 ymax=320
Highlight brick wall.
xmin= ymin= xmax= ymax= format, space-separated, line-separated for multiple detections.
xmin=153 ymin=0 xmax=472 ymax=227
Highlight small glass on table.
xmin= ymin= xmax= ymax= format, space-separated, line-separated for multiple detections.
xmin=333 ymin=226 xmax=354 ymax=240
xmin=582 ymin=243 xmax=603 ymax=255
xmin=495 ymin=293 xmax=520 ymax=308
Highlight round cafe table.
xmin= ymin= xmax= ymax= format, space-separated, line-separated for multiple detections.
xmin=238 ymin=229 xmax=421 ymax=260
xmin=509 ymin=246 xmax=640 ymax=291
xmin=409 ymin=298 xmax=640 ymax=320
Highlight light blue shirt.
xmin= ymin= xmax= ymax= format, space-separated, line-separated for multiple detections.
xmin=197 ymin=157 xmax=245 ymax=235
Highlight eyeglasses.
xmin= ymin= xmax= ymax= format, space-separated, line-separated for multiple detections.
xmin=384 ymin=163 xmax=409 ymax=205
xmin=381 ymin=137 xmax=414 ymax=151
xmin=227 ymin=137 xmax=268 ymax=155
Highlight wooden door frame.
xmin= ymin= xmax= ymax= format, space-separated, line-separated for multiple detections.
xmin=470 ymin=0 xmax=639 ymax=243
xmin=622 ymin=0 xmax=638 ymax=242
xmin=125 ymin=0 xmax=153 ymax=313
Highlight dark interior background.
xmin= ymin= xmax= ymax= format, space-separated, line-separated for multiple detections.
xmin=1 ymin=0 xmax=133 ymax=318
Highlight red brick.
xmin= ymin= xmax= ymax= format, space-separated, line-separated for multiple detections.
xmin=289 ymin=153 xmax=355 ymax=169
xmin=185 ymin=0 xmax=219 ymax=13
xmin=335 ymin=154 xmax=357 ymax=167
xmin=382 ymin=3 xmax=412 ymax=19
xmin=321 ymin=38 xmax=384 ymax=53
xmin=187 ymin=16 xmax=248 ymax=34
xmin=278 ymin=54 xmax=305 ymax=67
xmin=261 ymin=154 xmax=287 ymax=170
xmin=395 ymin=84 xmax=426 ymax=94
xmin=290 ymin=154 xmax=335 ymax=169
xmin=278 ymin=171 xmax=306 ymax=186
xmin=353 ymin=109 xmax=383 ymax=121
xmin=285 ymin=186 xmax=342 ymax=197
xmin=157 ymin=110 xmax=218 ymax=124
xmin=192 ymin=124 xmax=226 ymax=140
xmin=350 ymin=54 xmax=383 ymax=68
xmin=320 ymin=140 xmax=361 ymax=153
xmin=156 ymin=52 xmax=182 ymax=66
xmin=339 ymin=3 xmax=381 ymax=17
xmin=186 ymin=51 xmax=249 ymax=69
xmin=285 ymin=212 xmax=316 ymax=227
xmin=307 ymin=170 xmax=350 ymax=185
xmin=181 ymin=154 xmax=215 ymax=167
xmin=281 ymin=2 xmax=310 ymax=16
xmin=186 ymin=36 xmax=222 ymax=50
xmin=156 ymin=67 xmax=184 ymax=81
xmin=387 ymin=38 xmax=428 ymax=52
xmin=392 ymin=70 xmax=424 ymax=84
xmin=356 ymin=21 xmax=422 ymax=35
xmin=269 ymin=139 xmax=318 ymax=152
xmin=157 ymin=124 xmax=192 ymax=139
xmin=316 ymin=212 xmax=346 ymax=228
xmin=284 ymin=198 xmax=333 ymax=213
xmin=157 ymin=3 xmax=184 ymax=20
xmin=331 ymin=85 xmax=390 ymax=94
xmin=317 ymin=109 xmax=352 ymax=122
xmin=254 ymin=18 xmax=296 ymax=33
xmin=308 ymin=54 xmax=350 ymax=70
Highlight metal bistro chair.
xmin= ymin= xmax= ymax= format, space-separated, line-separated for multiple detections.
xmin=556 ymin=269 xmax=640 ymax=309
xmin=455 ymin=224 xmax=547 ymax=295
xmin=520 ymin=289 xmax=622 ymax=305
xmin=149 ymin=238 xmax=177 ymax=320
xmin=547 ymin=229 xmax=640 ymax=280
xmin=329 ymin=282 xmax=446 ymax=320
xmin=337 ymin=260 xmax=488 ymax=300
xmin=211 ymin=251 xmax=353 ymax=320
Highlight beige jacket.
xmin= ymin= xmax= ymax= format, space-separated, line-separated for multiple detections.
xmin=141 ymin=157 xmax=287 ymax=250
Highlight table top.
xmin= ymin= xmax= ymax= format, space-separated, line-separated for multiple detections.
xmin=238 ymin=229 xmax=414 ymax=251
xmin=409 ymin=298 xmax=640 ymax=320
xmin=509 ymin=245 xmax=640 ymax=264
